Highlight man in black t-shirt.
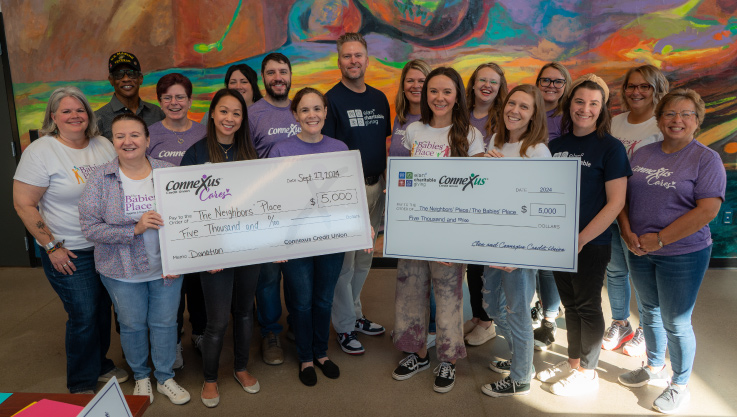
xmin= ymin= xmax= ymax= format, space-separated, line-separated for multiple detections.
xmin=323 ymin=33 xmax=391 ymax=356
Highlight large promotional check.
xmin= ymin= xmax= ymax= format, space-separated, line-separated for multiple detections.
xmin=153 ymin=150 xmax=372 ymax=276
xmin=384 ymin=157 xmax=581 ymax=272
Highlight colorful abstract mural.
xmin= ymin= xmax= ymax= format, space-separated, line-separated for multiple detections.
xmin=2 ymin=0 xmax=737 ymax=256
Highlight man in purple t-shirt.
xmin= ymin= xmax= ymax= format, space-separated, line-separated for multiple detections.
xmin=249 ymin=52 xmax=302 ymax=367
xmin=248 ymin=53 xmax=301 ymax=158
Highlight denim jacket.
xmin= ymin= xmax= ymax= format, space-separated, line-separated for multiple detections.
xmin=79 ymin=156 xmax=173 ymax=280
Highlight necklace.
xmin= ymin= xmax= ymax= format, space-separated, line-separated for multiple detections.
xmin=163 ymin=119 xmax=191 ymax=144
xmin=218 ymin=142 xmax=234 ymax=159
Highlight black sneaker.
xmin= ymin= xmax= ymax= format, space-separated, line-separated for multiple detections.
xmin=392 ymin=353 xmax=430 ymax=381
xmin=355 ymin=316 xmax=385 ymax=336
xmin=481 ymin=376 xmax=531 ymax=397
xmin=489 ymin=359 xmax=512 ymax=375
xmin=531 ymin=301 xmax=543 ymax=328
xmin=433 ymin=362 xmax=456 ymax=393
xmin=533 ymin=318 xmax=556 ymax=351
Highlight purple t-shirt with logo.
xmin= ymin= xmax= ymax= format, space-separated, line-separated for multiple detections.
xmin=248 ymin=99 xmax=301 ymax=158
xmin=628 ymin=140 xmax=726 ymax=256
xmin=389 ymin=114 xmax=420 ymax=157
xmin=268 ymin=135 xmax=349 ymax=158
xmin=147 ymin=121 xmax=207 ymax=166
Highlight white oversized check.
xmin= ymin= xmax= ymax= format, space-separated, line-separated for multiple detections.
xmin=384 ymin=157 xmax=581 ymax=272
xmin=153 ymin=150 xmax=372 ymax=276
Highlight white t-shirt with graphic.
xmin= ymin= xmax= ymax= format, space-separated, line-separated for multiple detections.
xmin=14 ymin=135 xmax=115 ymax=250
xmin=611 ymin=112 xmax=663 ymax=160
xmin=489 ymin=134 xmax=552 ymax=158
xmin=402 ymin=122 xmax=485 ymax=157
xmin=120 ymin=169 xmax=162 ymax=282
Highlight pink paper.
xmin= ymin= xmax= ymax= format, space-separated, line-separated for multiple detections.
xmin=13 ymin=399 xmax=83 ymax=417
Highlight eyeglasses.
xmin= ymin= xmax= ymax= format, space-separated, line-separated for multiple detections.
xmin=625 ymin=84 xmax=652 ymax=92
xmin=161 ymin=95 xmax=189 ymax=103
xmin=662 ymin=110 xmax=697 ymax=120
xmin=538 ymin=78 xmax=566 ymax=88
xmin=111 ymin=69 xmax=141 ymax=80
xmin=477 ymin=78 xmax=499 ymax=86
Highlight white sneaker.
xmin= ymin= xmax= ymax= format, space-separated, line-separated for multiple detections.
xmin=133 ymin=377 xmax=154 ymax=404
xmin=536 ymin=360 xmax=573 ymax=382
xmin=550 ymin=370 xmax=599 ymax=396
xmin=157 ymin=378 xmax=191 ymax=405
xmin=464 ymin=323 xmax=496 ymax=346
xmin=173 ymin=341 xmax=184 ymax=370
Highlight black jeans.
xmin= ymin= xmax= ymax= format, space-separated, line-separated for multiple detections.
xmin=553 ymin=244 xmax=611 ymax=369
xmin=177 ymin=273 xmax=207 ymax=337
xmin=200 ymin=265 xmax=261 ymax=382
xmin=467 ymin=264 xmax=490 ymax=322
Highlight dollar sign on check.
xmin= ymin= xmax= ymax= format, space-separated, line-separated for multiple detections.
xmin=521 ymin=205 xmax=527 ymax=213
xmin=310 ymin=198 xmax=315 ymax=206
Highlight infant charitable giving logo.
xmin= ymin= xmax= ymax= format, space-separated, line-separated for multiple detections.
xmin=165 ymin=174 xmax=232 ymax=201
xmin=398 ymin=172 xmax=487 ymax=191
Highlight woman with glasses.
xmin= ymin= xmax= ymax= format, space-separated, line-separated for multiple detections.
xmin=617 ymin=89 xmax=725 ymax=414
xmin=530 ymin=62 xmax=571 ymax=352
xmin=602 ymin=65 xmax=669 ymax=357
xmin=535 ymin=62 xmax=571 ymax=141
xmin=147 ymin=73 xmax=208 ymax=370
xmin=462 ymin=63 xmax=508 ymax=347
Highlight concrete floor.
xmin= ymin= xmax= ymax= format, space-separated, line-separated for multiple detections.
xmin=0 ymin=266 xmax=735 ymax=416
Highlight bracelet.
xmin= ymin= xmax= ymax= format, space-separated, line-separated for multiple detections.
xmin=45 ymin=240 xmax=65 ymax=254
xmin=656 ymin=233 xmax=664 ymax=248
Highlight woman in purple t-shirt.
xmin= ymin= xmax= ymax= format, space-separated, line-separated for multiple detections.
xmin=389 ymin=60 xmax=430 ymax=158
xmin=617 ymin=89 xmax=726 ymax=414
xmin=462 ymin=63 xmax=508 ymax=347
xmin=268 ymin=88 xmax=354 ymax=387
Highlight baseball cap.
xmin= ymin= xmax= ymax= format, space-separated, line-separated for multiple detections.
xmin=108 ymin=51 xmax=141 ymax=73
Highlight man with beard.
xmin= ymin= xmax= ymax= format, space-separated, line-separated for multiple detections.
xmin=323 ymin=32 xmax=391 ymax=355
xmin=249 ymin=52 xmax=301 ymax=366
xmin=95 ymin=52 xmax=165 ymax=140
xmin=248 ymin=53 xmax=301 ymax=158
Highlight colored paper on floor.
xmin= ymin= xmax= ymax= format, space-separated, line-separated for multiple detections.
xmin=0 ymin=393 xmax=11 ymax=405
xmin=11 ymin=399 xmax=83 ymax=417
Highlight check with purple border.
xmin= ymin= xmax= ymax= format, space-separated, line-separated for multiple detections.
xmin=384 ymin=157 xmax=581 ymax=272
xmin=153 ymin=150 xmax=372 ymax=276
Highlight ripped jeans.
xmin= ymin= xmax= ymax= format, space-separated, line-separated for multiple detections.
xmin=482 ymin=266 xmax=536 ymax=383
xmin=393 ymin=259 xmax=466 ymax=362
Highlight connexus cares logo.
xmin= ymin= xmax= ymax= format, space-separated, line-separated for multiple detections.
xmin=438 ymin=173 xmax=487 ymax=191
xmin=165 ymin=174 xmax=232 ymax=201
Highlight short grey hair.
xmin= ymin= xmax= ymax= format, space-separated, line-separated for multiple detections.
xmin=40 ymin=87 xmax=100 ymax=138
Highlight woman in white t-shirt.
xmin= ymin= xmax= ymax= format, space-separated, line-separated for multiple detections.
xmin=602 ymin=65 xmax=669 ymax=357
xmin=13 ymin=87 xmax=124 ymax=394
xmin=478 ymin=85 xmax=551 ymax=397
xmin=79 ymin=114 xmax=190 ymax=406
xmin=393 ymin=67 xmax=484 ymax=394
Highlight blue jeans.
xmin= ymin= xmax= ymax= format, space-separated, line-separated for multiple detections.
xmin=429 ymin=285 xmax=437 ymax=334
xmin=606 ymin=223 xmax=642 ymax=322
xmin=101 ymin=275 xmax=182 ymax=383
xmin=256 ymin=262 xmax=284 ymax=336
xmin=200 ymin=265 xmax=261 ymax=382
xmin=627 ymin=246 xmax=711 ymax=385
xmin=41 ymin=248 xmax=114 ymax=393
xmin=482 ymin=267 xmax=536 ymax=383
xmin=536 ymin=269 xmax=561 ymax=318
xmin=281 ymin=253 xmax=344 ymax=363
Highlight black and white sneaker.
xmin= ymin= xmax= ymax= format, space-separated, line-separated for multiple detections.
xmin=481 ymin=376 xmax=531 ymax=397
xmin=531 ymin=301 xmax=544 ymax=328
xmin=355 ymin=316 xmax=385 ymax=336
xmin=392 ymin=353 xmax=430 ymax=381
xmin=337 ymin=332 xmax=365 ymax=355
xmin=534 ymin=318 xmax=557 ymax=351
xmin=433 ymin=362 xmax=456 ymax=393
xmin=489 ymin=359 xmax=512 ymax=375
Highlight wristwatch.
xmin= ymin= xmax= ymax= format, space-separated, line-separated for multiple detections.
xmin=656 ymin=233 xmax=664 ymax=248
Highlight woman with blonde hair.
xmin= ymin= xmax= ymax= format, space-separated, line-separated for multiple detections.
xmin=389 ymin=59 xmax=432 ymax=157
